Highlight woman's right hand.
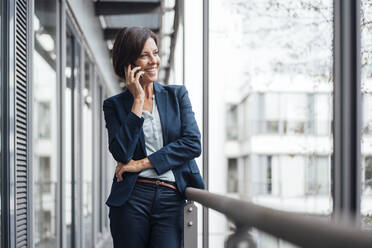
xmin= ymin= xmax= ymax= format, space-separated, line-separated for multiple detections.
xmin=125 ymin=64 xmax=145 ymax=100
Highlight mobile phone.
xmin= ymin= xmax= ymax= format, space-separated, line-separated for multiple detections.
xmin=131 ymin=63 xmax=142 ymax=78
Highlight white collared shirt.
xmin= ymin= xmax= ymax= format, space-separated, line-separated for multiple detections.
xmin=138 ymin=95 xmax=175 ymax=181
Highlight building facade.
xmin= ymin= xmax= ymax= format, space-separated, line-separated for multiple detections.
xmin=1 ymin=0 xmax=183 ymax=247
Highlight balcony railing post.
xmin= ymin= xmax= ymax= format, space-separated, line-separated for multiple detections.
xmin=183 ymin=200 xmax=198 ymax=248
xmin=225 ymin=225 xmax=257 ymax=248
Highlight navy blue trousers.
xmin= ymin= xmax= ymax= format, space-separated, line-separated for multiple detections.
xmin=109 ymin=181 xmax=186 ymax=248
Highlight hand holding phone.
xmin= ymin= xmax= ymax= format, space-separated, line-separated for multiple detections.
xmin=125 ymin=64 xmax=145 ymax=99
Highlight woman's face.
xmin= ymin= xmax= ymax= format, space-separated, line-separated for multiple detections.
xmin=135 ymin=37 xmax=160 ymax=83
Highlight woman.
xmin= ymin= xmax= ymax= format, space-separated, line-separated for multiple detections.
xmin=103 ymin=26 xmax=205 ymax=248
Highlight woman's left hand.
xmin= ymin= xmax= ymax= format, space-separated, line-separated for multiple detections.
xmin=115 ymin=160 xmax=143 ymax=181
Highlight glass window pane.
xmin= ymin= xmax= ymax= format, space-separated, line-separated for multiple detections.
xmin=227 ymin=158 xmax=238 ymax=193
xmin=226 ymin=105 xmax=238 ymax=140
xmin=104 ymin=92 xmax=111 ymax=230
xmin=82 ymin=53 xmax=93 ymax=247
xmin=98 ymin=83 xmax=104 ymax=233
xmin=263 ymin=93 xmax=280 ymax=134
xmin=314 ymin=94 xmax=332 ymax=136
xmin=210 ymin=0 xmax=333 ymax=246
xmin=361 ymin=0 xmax=372 ymax=229
xmin=33 ymin=1 xmax=58 ymax=246
xmin=37 ymin=102 xmax=51 ymax=138
xmin=65 ymin=26 xmax=73 ymax=246
xmin=306 ymin=156 xmax=330 ymax=196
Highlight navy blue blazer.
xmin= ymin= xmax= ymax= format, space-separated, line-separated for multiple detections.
xmin=103 ymin=81 xmax=205 ymax=207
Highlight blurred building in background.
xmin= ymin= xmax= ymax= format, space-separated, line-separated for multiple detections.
xmin=206 ymin=0 xmax=372 ymax=247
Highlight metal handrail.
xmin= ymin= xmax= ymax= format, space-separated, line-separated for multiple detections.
xmin=185 ymin=187 xmax=372 ymax=248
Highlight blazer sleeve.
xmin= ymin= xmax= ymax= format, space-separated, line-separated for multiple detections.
xmin=103 ymin=98 xmax=145 ymax=164
xmin=148 ymin=85 xmax=202 ymax=174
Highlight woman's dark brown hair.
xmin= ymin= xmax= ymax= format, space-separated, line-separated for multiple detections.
xmin=112 ymin=26 xmax=158 ymax=80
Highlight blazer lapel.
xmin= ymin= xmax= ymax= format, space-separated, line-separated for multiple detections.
xmin=154 ymin=82 xmax=168 ymax=145
xmin=120 ymin=82 xmax=168 ymax=156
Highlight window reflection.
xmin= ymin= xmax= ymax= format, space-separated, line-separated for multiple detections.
xmin=33 ymin=0 xmax=58 ymax=246
xmin=98 ymin=83 xmax=104 ymax=233
xmin=82 ymin=52 xmax=93 ymax=247
xmin=104 ymin=93 xmax=111 ymax=230
xmin=65 ymin=24 xmax=81 ymax=247
xmin=37 ymin=102 xmax=51 ymax=139
xmin=65 ymin=25 xmax=73 ymax=246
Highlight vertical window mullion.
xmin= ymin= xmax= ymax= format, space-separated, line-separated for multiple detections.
xmin=332 ymin=0 xmax=362 ymax=223
xmin=202 ymin=0 xmax=209 ymax=246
